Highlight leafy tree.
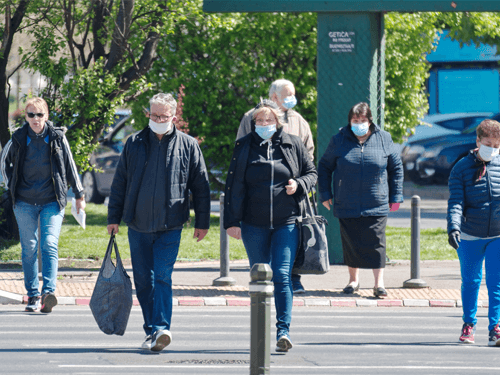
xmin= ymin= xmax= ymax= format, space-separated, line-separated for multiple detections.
xmin=384 ymin=12 xmax=442 ymax=142
xmin=135 ymin=10 xmax=317 ymax=187
xmin=1 ymin=0 xmax=203 ymax=169
xmin=0 ymin=0 xmax=33 ymax=147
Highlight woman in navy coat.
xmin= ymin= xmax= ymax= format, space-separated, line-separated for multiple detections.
xmin=318 ymin=102 xmax=403 ymax=297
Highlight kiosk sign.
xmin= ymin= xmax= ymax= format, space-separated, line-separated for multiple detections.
xmin=329 ymin=31 xmax=355 ymax=53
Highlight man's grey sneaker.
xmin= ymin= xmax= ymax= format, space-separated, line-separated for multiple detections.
xmin=459 ymin=323 xmax=475 ymax=344
xmin=488 ymin=324 xmax=500 ymax=347
xmin=276 ymin=334 xmax=293 ymax=352
xmin=25 ymin=296 xmax=41 ymax=312
xmin=141 ymin=335 xmax=152 ymax=350
xmin=151 ymin=330 xmax=172 ymax=352
xmin=40 ymin=293 xmax=58 ymax=313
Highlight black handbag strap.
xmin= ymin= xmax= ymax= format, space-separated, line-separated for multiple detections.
xmin=104 ymin=234 xmax=123 ymax=267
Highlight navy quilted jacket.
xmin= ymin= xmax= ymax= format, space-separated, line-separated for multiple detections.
xmin=447 ymin=151 xmax=500 ymax=237
xmin=317 ymin=124 xmax=404 ymax=218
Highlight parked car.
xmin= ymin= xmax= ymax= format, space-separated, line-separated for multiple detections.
xmin=82 ymin=110 xmax=135 ymax=202
xmin=401 ymin=113 xmax=500 ymax=185
xmin=407 ymin=112 xmax=493 ymax=143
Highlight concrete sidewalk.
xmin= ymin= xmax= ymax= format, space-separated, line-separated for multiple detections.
xmin=0 ymin=259 xmax=487 ymax=308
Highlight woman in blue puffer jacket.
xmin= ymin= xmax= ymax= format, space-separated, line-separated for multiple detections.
xmin=447 ymin=119 xmax=500 ymax=347
xmin=318 ymin=102 xmax=404 ymax=298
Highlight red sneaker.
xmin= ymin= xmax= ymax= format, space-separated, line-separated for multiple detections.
xmin=488 ymin=324 xmax=500 ymax=347
xmin=459 ymin=323 xmax=475 ymax=344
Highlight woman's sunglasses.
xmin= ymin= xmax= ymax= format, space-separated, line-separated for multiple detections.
xmin=27 ymin=112 xmax=45 ymax=118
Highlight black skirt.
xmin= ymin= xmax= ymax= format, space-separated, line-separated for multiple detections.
xmin=338 ymin=216 xmax=387 ymax=269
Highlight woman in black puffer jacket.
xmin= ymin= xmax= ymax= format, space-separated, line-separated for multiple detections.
xmin=224 ymin=101 xmax=317 ymax=353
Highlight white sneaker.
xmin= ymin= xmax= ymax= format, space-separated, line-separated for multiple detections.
xmin=276 ymin=334 xmax=293 ymax=352
xmin=151 ymin=330 xmax=172 ymax=352
xmin=141 ymin=335 xmax=152 ymax=350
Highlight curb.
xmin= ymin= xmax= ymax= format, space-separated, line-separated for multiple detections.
xmin=2 ymin=294 xmax=487 ymax=308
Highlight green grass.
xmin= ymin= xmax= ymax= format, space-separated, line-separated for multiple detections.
xmin=386 ymin=227 xmax=457 ymax=261
xmin=0 ymin=203 xmax=248 ymax=262
xmin=0 ymin=203 xmax=455 ymax=262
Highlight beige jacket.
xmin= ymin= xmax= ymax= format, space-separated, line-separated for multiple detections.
xmin=236 ymin=108 xmax=315 ymax=160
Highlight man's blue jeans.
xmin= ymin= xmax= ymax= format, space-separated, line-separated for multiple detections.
xmin=128 ymin=227 xmax=182 ymax=336
xmin=457 ymin=237 xmax=500 ymax=331
xmin=13 ymin=200 xmax=64 ymax=297
xmin=241 ymin=222 xmax=298 ymax=339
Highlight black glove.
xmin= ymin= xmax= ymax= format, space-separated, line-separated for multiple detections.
xmin=448 ymin=230 xmax=461 ymax=250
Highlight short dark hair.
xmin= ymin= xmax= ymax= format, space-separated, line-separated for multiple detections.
xmin=477 ymin=119 xmax=500 ymax=140
xmin=348 ymin=102 xmax=373 ymax=124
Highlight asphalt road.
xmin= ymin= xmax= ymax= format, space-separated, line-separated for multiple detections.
xmin=1 ymin=305 xmax=499 ymax=374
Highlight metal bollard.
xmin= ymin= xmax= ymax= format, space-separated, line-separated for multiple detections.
xmin=213 ymin=193 xmax=236 ymax=286
xmin=249 ymin=263 xmax=273 ymax=375
xmin=403 ymin=195 xmax=427 ymax=288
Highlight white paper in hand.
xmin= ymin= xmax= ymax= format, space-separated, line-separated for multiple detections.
xmin=71 ymin=197 xmax=86 ymax=229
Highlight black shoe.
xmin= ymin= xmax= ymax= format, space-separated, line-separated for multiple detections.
xmin=25 ymin=296 xmax=41 ymax=312
xmin=342 ymin=283 xmax=360 ymax=294
xmin=292 ymin=281 xmax=305 ymax=294
xmin=40 ymin=293 xmax=58 ymax=313
xmin=373 ymin=287 xmax=388 ymax=298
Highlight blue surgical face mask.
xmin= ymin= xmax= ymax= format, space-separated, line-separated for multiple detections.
xmin=255 ymin=124 xmax=277 ymax=140
xmin=282 ymin=95 xmax=297 ymax=110
xmin=351 ymin=122 xmax=370 ymax=137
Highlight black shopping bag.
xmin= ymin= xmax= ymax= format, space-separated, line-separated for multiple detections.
xmin=90 ymin=234 xmax=133 ymax=335
xmin=293 ymin=192 xmax=330 ymax=275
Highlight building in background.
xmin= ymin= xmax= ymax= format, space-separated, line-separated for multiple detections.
xmin=427 ymin=30 xmax=500 ymax=115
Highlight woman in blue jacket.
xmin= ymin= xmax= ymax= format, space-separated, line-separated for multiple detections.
xmin=448 ymin=119 xmax=500 ymax=347
xmin=224 ymin=101 xmax=317 ymax=353
xmin=318 ymin=102 xmax=403 ymax=297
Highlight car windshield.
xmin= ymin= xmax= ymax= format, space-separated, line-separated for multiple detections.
xmin=110 ymin=123 xmax=135 ymax=153
xmin=462 ymin=123 xmax=479 ymax=135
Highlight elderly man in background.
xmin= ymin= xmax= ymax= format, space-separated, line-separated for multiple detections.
xmin=107 ymin=92 xmax=211 ymax=352
xmin=236 ymin=79 xmax=314 ymax=294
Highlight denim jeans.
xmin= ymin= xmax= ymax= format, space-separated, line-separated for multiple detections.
xmin=241 ymin=222 xmax=298 ymax=339
xmin=457 ymin=238 xmax=500 ymax=331
xmin=128 ymin=227 xmax=182 ymax=336
xmin=13 ymin=200 xmax=64 ymax=297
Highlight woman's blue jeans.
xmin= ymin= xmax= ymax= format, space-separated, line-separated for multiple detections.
xmin=13 ymin=200 xmax=64 ymax=297
xmin=128 ymin=227 xmax=182 ymax=336
xmin=457 ymin=237 xmax=500 ymax=331
xmin=241 ymin=222 xmax=299 ymax=339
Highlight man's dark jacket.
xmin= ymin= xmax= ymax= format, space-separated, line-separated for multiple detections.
xmin=107 ymin=126 xmax=211 ymax=230
xmin=223 ymin=129 xmax=317 ymax=229
xmin=1 ymin=122 xmax=84 ymax=210
xmin=448 ymin=150 xmax=500 ymax=237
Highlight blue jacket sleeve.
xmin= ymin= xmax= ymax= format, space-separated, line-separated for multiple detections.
xmin=317 ymin=136 xmax=338 ymax=203
xmin=447 ymin=163 xmax=465 ymax=234
xmin=386 ymin=137 xmax=404 ymax=204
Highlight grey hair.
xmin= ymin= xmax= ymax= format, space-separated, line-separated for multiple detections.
xmin=150 ymin=93 xmax=177 ymax=114
xmin=268 ymin=79 xmax=294 ymax=100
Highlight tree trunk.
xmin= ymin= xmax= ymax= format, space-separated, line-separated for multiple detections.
xmin=0 ymin=0 xmax=29 ymax=147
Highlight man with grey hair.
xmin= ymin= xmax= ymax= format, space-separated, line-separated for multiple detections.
xmin=236 ymin=79 xmax=315 ymax=294
xmin=107 ymin=92 xmax=211 ymax=352
xmin=237 ymin=79 xmax=314 ymax=160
